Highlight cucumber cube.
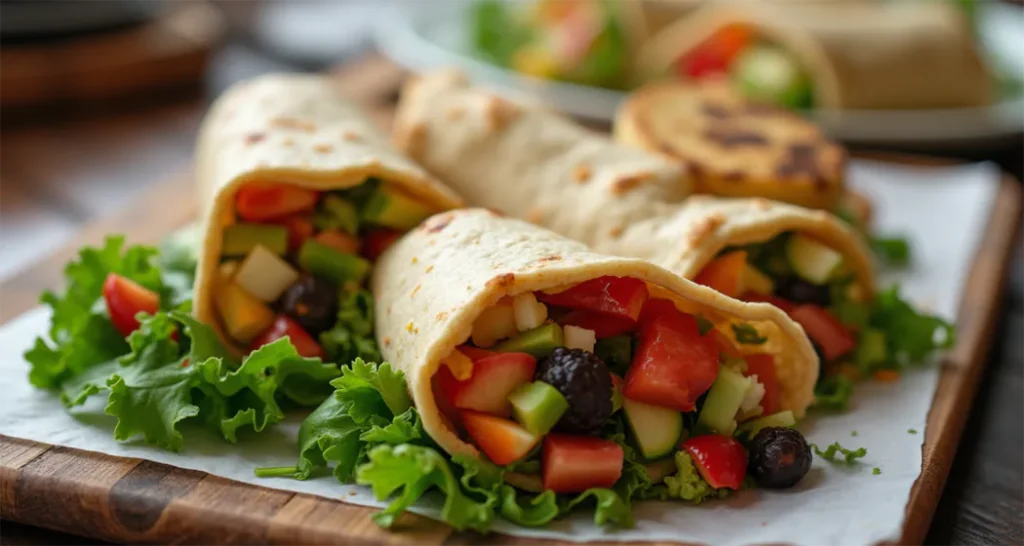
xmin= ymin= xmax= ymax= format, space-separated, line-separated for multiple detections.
xmin=509 ymin=381 xmax=569 ymax=436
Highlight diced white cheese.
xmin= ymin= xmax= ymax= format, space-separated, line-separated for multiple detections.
xmin=234 ymin=245 xmax=300 ymax=302
xmin=441 ymin=347 xmax=474 ymax=381
xmin=512 ymin=292 xmax=548 ymax=331
xmin=471 ymin=301 xmax=518 ymax=348
xmin=563 ymin=325 xmax=597 ymax=353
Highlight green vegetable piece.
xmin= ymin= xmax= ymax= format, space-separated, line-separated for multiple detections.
xmin=696 ymin=365 xmax=752 ymax=436
xmin=786 ymin=233 xmax=844 ymax=285
xmin=661 ymin=451 xmax=723 ymax=504
xmin=871 ymin=236 xmax=911 ymax=267
xmin=854 ymin=328 xmax=888 ymax=371
xmin=735 ymin=410 xmax=796 ymax=438
xmin=595 ymin=335 xmax=632 ymax=375
xmin=508 ymin=381 xmax=568 ymax=436
xmin=622 ymin=396 xmax=683 ymax=459
xmin=222 ymin=224 xmax=288 ymax=258
xmin=732 ymin=323 xmax=767 ymax=345
xmin=873 ymin=467 xmax=881 ymax=475
xmin=314 ymin=194 xmax=359 ymax=235
xmin=611 ymin=379 xmax=624 ymax=413
xmin=731 ymin=44 xmax=814 ymax=109
xmin=494 ymin=323 xmax=564 ymax=357
xmin=298 ymin=240 xmax=371 ymax=285
xmin=361 ymin=185 xmax=434 ymax=231
xmin=812 ymin=441 xmax=867 ymax=464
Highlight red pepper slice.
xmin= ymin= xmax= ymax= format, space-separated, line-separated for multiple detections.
xmin=249 ymin=315 xmax=325 ymax=359
xmin=787 ymin=305 xmax=856 ymax=361
xmin=235 ymin=184 xmax=319 ymax=222
xmin=682 ymin=435 xmax=747 ymax=490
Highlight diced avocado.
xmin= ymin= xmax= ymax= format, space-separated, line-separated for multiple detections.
xmin=854 ymin=328 xmax=888 ymax=369
xmin=313 ymin=195 xmax=359 ymax=235
xmin=595 ymin=335 xmax=632 ymax=375
xmin=508 ymin=381 xmax=569 ymax=436
xmin=494 ymin=323 xmax=564 ymax=357
xmin=735 ymin=410 xmax=796 ymax=438
xmin=362 ymin=185 xmax=434 ymax=230
xmin=623 ymin=397 xmax=683 ymax=459
xmin=214 ymin=282 xmax=275 ymax=344
xmin=297 ymin=240 xmax=371 ymax=285
xmin=222 ymin=224 xmax=288 ymax=258
xmin=742 ymin=264 xmax=775 ymax=296
xmin=786 ymin=233 xmax=844 ymax=285
xmin=696 ymin=366 xmax=753 ymax=436
xmin=731 ymin=44 xmax=814 ymax=109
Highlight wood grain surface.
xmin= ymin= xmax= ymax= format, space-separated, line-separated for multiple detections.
xmin=0 ymin=56 xmax=1021 ymax=545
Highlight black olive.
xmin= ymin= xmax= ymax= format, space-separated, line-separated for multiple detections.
xmin=775 ymin=276 xmax=831 ymax=307
xmin=535 ymin=348 xmax=613 ymax=434
xmin=279 ymin=274 xmax=339 ymax=336
xmin=747 ymin=427 xmax=812 ymax=488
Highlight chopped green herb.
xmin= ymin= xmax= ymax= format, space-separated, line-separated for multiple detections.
xmin=908 ymin=428 xmax=918 ymax=435
xmin=811 ymin=442 xmax=867 ymax=464
xmin=851 ymin=430 xmax=858 ymax=437
xmin=871 ymin=236 xmax=912 ymax=267
xmin=814 ymin=375 xmax=854 ymax=410
xmin=872 ymin=467 xmax=881 ymax=475
xmin=732 ymin=323 xmax=767 ymax=345
xmin=696 ymin=315 xmax=715 ymax=336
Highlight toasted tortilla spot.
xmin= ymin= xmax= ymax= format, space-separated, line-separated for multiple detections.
xmin=573 ymin=163 xmax=592 ymax=183
xmin=702 ymin=103 xmax=732 ymax=119
xmin=611 ymin=173 xmax=652 ymax=195
xmin=244 ymin=132 xmax=265 ymax=145
xmin=270 ymin=117 xmax=316 ymax=132
xmin=486 ymin=272 xmax=516 ymax=289
xmin=608 ymin=226 xmax=624 ymax=238
xmin=423 ymin=212 xmax=455 ymax=233
xmin=314 ymin=143 xmax=333 ymax=153
xmin=688 ymin=213 xmax=726 ymax=246
xmin=525 ymin=207 xmax=546 ymax=224
xmin=703 ymin=127 xmax=769 ymax=148
xmin=486 ymin=97 xmax=520 ymax=131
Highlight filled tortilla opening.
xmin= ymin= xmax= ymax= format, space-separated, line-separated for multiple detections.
xmin=212 ymin=178 xmax=439 ymax=354
xmin=675 ymin=24 xmax=814 ymax=109
xmin=428 ymin=274 xmax=789 ymax=494
xmin=693 ymin=229 xmax=866 ymax=369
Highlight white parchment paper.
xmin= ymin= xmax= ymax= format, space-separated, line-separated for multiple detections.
xmin=0 ymin=160 xmax=1001 ymax=545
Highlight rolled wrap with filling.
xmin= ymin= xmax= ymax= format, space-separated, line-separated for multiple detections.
xmin=194 ymin=73 xmax=462 ymax=354
xmin=394 ymin=70 xmax=877 ymax=379
xmin=373 ymin=208 xmax=817 ymax=466
xmin=636 ymin=1 xmax=991 ymax=110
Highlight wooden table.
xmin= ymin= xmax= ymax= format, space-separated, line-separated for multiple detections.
xmin=1 ymin=54 xmax=1022 ymax=545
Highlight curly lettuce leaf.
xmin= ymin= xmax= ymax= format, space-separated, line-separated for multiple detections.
xmin=319 ymin=289 xmax=382 ymax=366
xmin=331 ymin=359 xmax=411 ymax=419
xmin=499 ymin=487 xmax=559 ymax=527
xmin=356 ymin=444 xmax=497 ymax=532
xmin=360 ymin=408 xmax=425 ymax=445
xmin=561 ymin=488 xmax=634 ymax=528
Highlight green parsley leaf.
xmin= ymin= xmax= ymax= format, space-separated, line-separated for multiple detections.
xmin=872 ymin=467 xmax=881 ymax=475
xmin=320 ymin=288 xmax=381 ymax=366
xmin=869 ymin=285 xmax=955 ymax=364
xmin=732 ymin=323 xmax=767 ymax=345
xmin=695 ymin=315 xmax=715 ymax=336
xmin=812 ymin=442 xmax=867 ymax=464
xmin=871 ymin=236 xmax=911 ymax=267
xmin=331 ymin=359 xmax=411 ymax=419
xmin=356 ymin=444 xmax=496 ymax=532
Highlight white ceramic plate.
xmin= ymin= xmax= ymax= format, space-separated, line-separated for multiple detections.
xmin=375 ymin=1 xmax=1024 ymax=144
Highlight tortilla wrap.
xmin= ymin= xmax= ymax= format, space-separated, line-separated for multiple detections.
xmin=193 ymin=73 xmax=463 ymax=350
xmin=637 ymin=1 xmax=991 ymax=110
xmin=373 ymin=208 xmax=818 ymax=459
xmin=393 ymin=71 xmax=875 ymax=296
xmin=614 ymin=81 xmax=847 ymax=210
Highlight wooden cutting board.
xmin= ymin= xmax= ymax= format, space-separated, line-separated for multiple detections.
xmin=1 ymin=56 xmax=1020 ymax=546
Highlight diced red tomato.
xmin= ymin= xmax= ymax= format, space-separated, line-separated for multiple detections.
xmin=539 ymin=276 xmax=648 ymax=322
xmin=741 ymin=292 xmax=797 ymax=313
xmin=542 ymin=434 xmax=624 ymax=494
xmin=675 ymin=23 xmax=752 ymax=79
xmin=362 ymin=228 xmax=401 ymax=262
xmin=637 ymin=298 xmax=679 ymax=330
xmin=743 ymin=354 xmax=780 ymax=415
xmin=272 ymin=215 xmax=315 ymax=253
xmin=559 ymin=309 xmax=636 ymax=339
xmin=248 ymin=315 xmax=325 ymax=359
xmin=788 ymin=305 xmax=856 ymax=361
xmin=235 ymin=184 xmax=319 ymax=222
xmin=441 ymin=352 xmax=536 ymax=416
xmin=711 ymin=329 xmax=743 ymax=358
xmin=103 ymin=273 xmax=160 ymax=337
xmin=625 ymin=304 xmax=719 ymax=411
xmin=694 ymin=251 xmax=747 ymax=298
xmin=682 ymin=435 xmax=747 ymax=490
xmin=462 ymin=411 xmax=539 ymax=466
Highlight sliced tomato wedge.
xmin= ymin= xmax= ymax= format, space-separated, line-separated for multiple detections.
xmin=741 ymin=292 xmax=797 ymax=313
xmin=624 ymin=302 xmax=719 ymax=411
xmin=462 ymin=411 xmax=539 ymax=466
xmin=743 ymin=354 xmax=780 ymax=415
xmin=272 ymin=215 xmax=315 ymax=253
xmin=542 ymin=434 xmax=624 ymax=494
xmin=559 ymin=309 xmax=636 ymax=339
xmin=788 ymin=305 xmax=856 ymax=361
xmin=637 ymin=298 xmax=680 ymax=330
xmin=362 ymin=228 xmax=402 ymax=262
xmin=694 ymin=251 xmax=747 ymax=298
xmin=682 ymin=435 xmax=747 ymax=490
xmin=440 ymin=352 xmax=536 ymax=416
xmin=235 ymin=184 xmax=319 ymax=222
xmin=539 ymin=276 xmax=648 ymax=322
xmin=103 ymin=273 xmax=161 ymax=337
xmin=249 ymin=315 xmax=325 ymax=359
